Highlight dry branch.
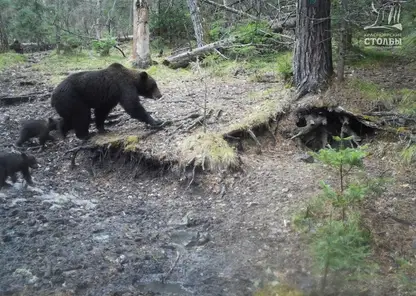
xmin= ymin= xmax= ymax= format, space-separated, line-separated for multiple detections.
xmin=200 ymin=0 xmax=261 ymax=21
xmin=162 ymin=40 xmax=233 ymax=69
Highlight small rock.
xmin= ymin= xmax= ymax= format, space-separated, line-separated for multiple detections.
xmin=412 ymin=238 xmax=416 ymax=249
xmin=296 ymin=153 xmax=315 ymax=163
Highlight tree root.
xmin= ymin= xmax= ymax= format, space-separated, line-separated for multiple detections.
xmin=290 ymin=106 xmax=379 ymax=151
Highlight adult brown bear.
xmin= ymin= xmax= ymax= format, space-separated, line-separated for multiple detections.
xmin=51 ymin=63 xmax=163 ymax=140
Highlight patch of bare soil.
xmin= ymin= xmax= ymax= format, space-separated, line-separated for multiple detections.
xmin=0 ymin=52 xmax=323 ymax=296
xmin=0 ymin=52 xmax=414 ymax=296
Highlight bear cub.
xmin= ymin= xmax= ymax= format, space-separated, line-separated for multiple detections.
xmin=16 ymin=118 xmax=60 ymax=148
xmin=0 ymin=152 xmax=39 ymax=189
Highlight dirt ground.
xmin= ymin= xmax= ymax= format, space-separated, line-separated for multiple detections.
xmin=0 ymin=52 xmax=415 ymax=296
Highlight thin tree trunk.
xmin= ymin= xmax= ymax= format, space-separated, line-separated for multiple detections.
xmin=95 ymin=0 xmax=102 ymax=39
xmin=133 ymin=0 xmax=151 ymax=69
xmin=187 ymin=0 xmax=205 ymax=48
xmin=293 ymin=0 xmax=333 ymax=99
xmin=337 ymin=0 xmax=348 ymax=82
xmin=223 ymin=0 xmax=234 ymax=26
xmin=0 ymin=13 xmax=9 ymax=53
xmin=55 ymin=0 xmax=61 ymax=53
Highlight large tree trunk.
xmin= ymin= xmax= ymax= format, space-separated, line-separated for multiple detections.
xmin=337 ymin=0 xmax=348 ymax=82
xmin=133 ymin=0 xmax=152 ymax=69
xmin=293 ymin=0 xmax=333 ymax=99
xmin=0 ymin=13 xmax=8 ymax=53
xmin=187 ymin=0 xmax=205 ymax=48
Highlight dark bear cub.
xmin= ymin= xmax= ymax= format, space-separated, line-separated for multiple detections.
xmin=16 ymin=118 xmax=60 ymax=148
xmin=51 ymin=63 xmax=164 ymax=140
xmin=0 ymin=152 xmax=39 ymax=189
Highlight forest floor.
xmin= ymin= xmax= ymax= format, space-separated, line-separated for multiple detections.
xmin=0 ymin=49 xmax=415 ymax=296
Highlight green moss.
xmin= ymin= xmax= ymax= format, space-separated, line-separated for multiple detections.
xmin=347 ymin=79 xmax=391 ymax=101
xmin=124 ymin=135 xmax=140 ymax=152
xmin=397 ymin=89 xmax=416 ymax=115
xmin=92 ymin=133 xmax=124 ymax=148
xmin=179 ymin=132 xmax=238 ymax=171
xmin=276 ymin=51 xmax=293 ymax=81
xmin=0 ymin=52 xmax=27 ymax=70
xmin=347 ymin=47 xmax=397 ymax=68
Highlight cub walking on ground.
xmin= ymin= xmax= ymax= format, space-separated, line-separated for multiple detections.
xmin=0 ymin=152 xmax=39 ymax=190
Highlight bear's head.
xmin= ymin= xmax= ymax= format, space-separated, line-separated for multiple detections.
xmin=22 ymin=153 xmax=39 ymax=169
xmin=137 ymin=72 xmax=163 ymax=100
xmin=47 ymin=117 xmax=59 ymax=131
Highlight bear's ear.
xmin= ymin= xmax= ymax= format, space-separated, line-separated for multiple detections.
xmin=139 ymin=71 xmax=148 ymax=80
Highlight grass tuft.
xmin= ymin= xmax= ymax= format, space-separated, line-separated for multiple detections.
xmin=347 ymin=47 xmax=397 ymax=68
xmin=254 ymin=283 xmax=304 ymax=296
xmin=92 ymin=133 xmax=142 ymax=152
xmin=33 ymin=51 xmax=127 ymax=85
xmin=276 ymin=51 xmax=293 ymax=81
xmin=0 ymin=52 xmax=27 ymax=70
xmin=225 ymin=99 xmax=278 ymax=133
xmin=178 ymin=132 xmax=238 ymax=171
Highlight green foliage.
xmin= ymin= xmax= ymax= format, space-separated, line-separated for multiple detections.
xmin=0 ymin=52 xmax=27 ymax=70
xmin=311 ymin=141 xmax=368 ymax=170
xmin=400 ymin=144 xmax=416 ymax=164
xmin=8 ymin=0 xmax=52 ymax=43
xmin=91 ymin=37 xmax=116 ymax=56
xmin=347 ymin=47 xmax=396 ymax=68
xmin=294 ymin=138 xmax=382 ymax=292
xmin=311 ymin=216 xmax=371 ymax=272
xmin=209 ymin=20 xmax=281 ymax=58
xmin=149 ymin=0 xmax=192 ymax=46
xmin=276 ymin=52 xmax=293 ymax=81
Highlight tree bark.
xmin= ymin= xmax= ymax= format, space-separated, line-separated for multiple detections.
xmin=133 ymin=0 xmax=152 ymax=69
xmin=95 ymin=0 xmax=103 ymax=39
xmin=187 ymin=0 xmax=205 ymax=48
xmin=0 ymin=13 xmax=9 ymax=53
xmin=337 ymin=0 xmax=348 ymax=82
xmin=293 ymin=0 xmax=333 ymax=99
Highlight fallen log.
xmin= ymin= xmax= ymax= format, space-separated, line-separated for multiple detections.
xmin=162 ymin=40 xmax=233 ymax=69
xmin=200 ymin=0 xmax=262 ymax=21
xmin=0 ymin=93 xmax=50 ymax=106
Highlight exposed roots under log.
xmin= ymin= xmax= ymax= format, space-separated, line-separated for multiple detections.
xmin=64 ymin=144 xmax=177 ymax=177
xmin=290 ymin=106 xmax=379 ymax=151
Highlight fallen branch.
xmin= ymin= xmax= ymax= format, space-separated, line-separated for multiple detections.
xmin=200 ymin=0 xmax=262 ymax=21
xmin=113 ymin=45 xmax=126 ymax=57
xmin=247 ymin=129 xmax=262 ymax=153
xmin=291 ymin=114 xmax=327 ymax=140
xmin=64 ymin=145 xmax=97 ymax=169
xmin=163 ymin=39 xmax=234 ymax=69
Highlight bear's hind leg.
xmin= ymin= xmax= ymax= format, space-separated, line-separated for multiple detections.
xmin=73 ymin=107 xmax=92 ymax=140
xmin=58 ymin=118 xmax=72 ymax=139
xmin=94 ymin=106 xmax=113 ymax=134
